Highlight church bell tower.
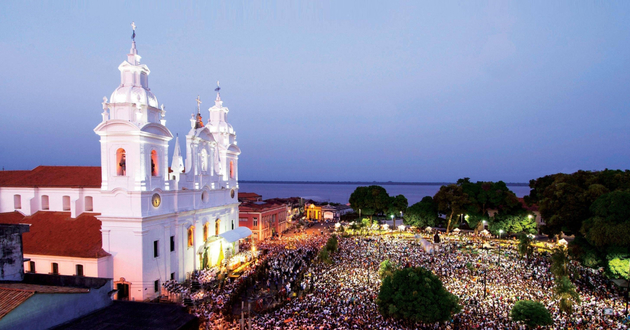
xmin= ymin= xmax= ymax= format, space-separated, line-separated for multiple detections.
xmin=94 ymin=24 xmax=173 ymax=192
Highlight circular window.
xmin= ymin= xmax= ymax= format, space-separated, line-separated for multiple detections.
xmin=230 ymin=189 xmax=235 ymax=199
xmin=202 ymin=191 xmax=209 ymax=203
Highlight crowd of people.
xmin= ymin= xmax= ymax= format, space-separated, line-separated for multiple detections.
xmin=246 ymin=232 xmax=628 ymax=329
xmin=162 ymin=224 xmax=629 ymax=329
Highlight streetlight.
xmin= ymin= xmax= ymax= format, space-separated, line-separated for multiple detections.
xmin=391 ymin=214 xmax=395 ymax=229
xmin=498 ymin=229 xmax=504 ymax=267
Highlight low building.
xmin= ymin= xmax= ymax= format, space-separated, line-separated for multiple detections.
xmin=0 ymin=274 xmax=114 ymax=330
xmin=305 ymin=203 xmax=351 ymax=221
xmin=264 ymin=196 xmax=304 ymax=222
xmin=305 ymin=203 xmax=323 ymax=220
xmin=238 ymin=192 xmax=262 ymax=203
xmin=239 ymin=201 xmax=287 ymax=242
xmin=0 ymin=211 xmax=111 ymax=279
xmin=0 ymin=223 xmax=116 ymax=330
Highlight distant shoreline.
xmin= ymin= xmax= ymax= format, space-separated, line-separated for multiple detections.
xmin=240 ymin=180 xmax=530 ymax=186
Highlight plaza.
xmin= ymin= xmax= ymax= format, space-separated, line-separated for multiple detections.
xmin=161 ymin=224 xmax=628 ymax=329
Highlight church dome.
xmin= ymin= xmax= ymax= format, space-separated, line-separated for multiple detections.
xmin=110 ymin=85 xmax=159 ymax=108
xmin=216 ymin=121 xmax=233 ymax=133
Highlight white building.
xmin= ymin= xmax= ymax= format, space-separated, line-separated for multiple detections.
xmin=0 ymin=31 xmax=247 ymax=301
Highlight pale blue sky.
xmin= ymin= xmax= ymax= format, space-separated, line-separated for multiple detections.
xmin=1 ymin=1 xmax=629 ymax=182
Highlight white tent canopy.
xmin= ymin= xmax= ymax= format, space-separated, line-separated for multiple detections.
xmin=219 ymin=227 xmax=253 ymax=243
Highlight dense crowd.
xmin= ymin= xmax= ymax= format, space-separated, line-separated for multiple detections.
xmin=163 ymin=226 xmax=629 ymax=329
xmin=247 ymin=233 xmax=628 ymax=329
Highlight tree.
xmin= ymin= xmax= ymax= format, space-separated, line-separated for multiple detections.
xmin=377 ymin=267 xmax=461 ymax=324
xmin=388 ymin=194 xmax=408 ymax=228
xmin=581 ymin=190 xmax=630 ymax=248
xmin=554 ymin=275 xmax=581 ymax=316
xmin=349 ymin=186 xmax=391 ymax=220
xmin=490 ymin=213 xmax=537 ymax=236
xmin=526 ymin=170 xmax=630 ymax=238
xmin=457 ymin=179 xmax=524 ymax=233
xmin=550 ymin=247 xmax=580 ymax=316
xmin=550 ymin=247 xmax=570 ymax=278
xmin=510 ymin=300 xmax=553 ymax=329
xmin=403 ymin=196 xmax=438 ymax=228
xmin=325 ymin=236 xmax=338 ymax=253
xmin=434 ymin=184 xmax=469 ymax=233
xmin=379 ymin=259 xmax=397 ymax=280
xmin=318 ymin=248 xmax=331 ymax=264
xmin=608 ymin=258 xmax=629 ymax=279
xmin=517 ymin=233 xmax=534 ymax=260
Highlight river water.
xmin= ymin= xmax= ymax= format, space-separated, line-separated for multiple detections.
xmin=238 ymin=182 xmax=531 ymax=205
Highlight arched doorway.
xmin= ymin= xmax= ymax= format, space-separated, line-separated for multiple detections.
xmin=115 ymin=277 xmax=130 ymax=301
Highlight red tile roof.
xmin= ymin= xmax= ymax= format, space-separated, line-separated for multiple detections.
xmin=239 ymin=201 xmax=286 ymax=213
xmin=0 ymin=288 xmax=35 ymax=320
xmin=0 ymin=283 xmax=89 ymax=294
xmin=0 ymin=211 xmax=109 ymax=258
xmin=0 ymin=166 xmax=101 ymax=188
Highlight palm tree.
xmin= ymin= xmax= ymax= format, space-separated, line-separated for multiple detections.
xmin=554 ymin=275 xmax=581 ymax=316
xmin=517 ymin=233 xmax=534 ymax=260
xmin=550 ymin=246 xmax=570 ymax=278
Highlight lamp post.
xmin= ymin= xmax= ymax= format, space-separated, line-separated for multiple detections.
xmin=498 ymin=230 xmax=503 ymax=267
xmin=391 ymin=214 xmax=395 ymax=230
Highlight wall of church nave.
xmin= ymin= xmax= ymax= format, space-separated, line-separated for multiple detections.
xmin=0 ymin=187 xmax=101 ymax=217
xmin=23 ymin=254 xmax=108 ymax=278
xmin=178 ymin=205 xmax=240 ymax=278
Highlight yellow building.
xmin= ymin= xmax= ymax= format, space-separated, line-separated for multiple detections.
xmin=305 ymin=204 xmax=322 ymax=220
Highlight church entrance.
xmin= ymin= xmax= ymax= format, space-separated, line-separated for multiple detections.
xmin=116 ymin=283 xmax=129 ymax=300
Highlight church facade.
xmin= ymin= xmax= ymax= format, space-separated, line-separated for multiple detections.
xmin=0 ymin=32 xmax=245 ymax=301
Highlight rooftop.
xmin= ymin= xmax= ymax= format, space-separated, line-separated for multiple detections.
xmin=0 ymin=166 xmax=101 ymax=188
xmin=54 ymin=301 xmax=199 ymax=330
xmin=239 ymin=201 xmax=286 ymax=212
xmin=0 ymin=211 xmax=109 ymax=258
xmin=0 ymin=273 xmax=110 ymax=321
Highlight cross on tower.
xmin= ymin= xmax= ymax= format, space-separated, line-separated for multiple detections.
xmin=131 ymin=22 xmax=136 ymax=40
xmin=196 ymin=95 xmax=202 ymax=113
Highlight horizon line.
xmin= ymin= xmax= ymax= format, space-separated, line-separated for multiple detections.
xmin=239 ymin=180 xmax=530 ymax=186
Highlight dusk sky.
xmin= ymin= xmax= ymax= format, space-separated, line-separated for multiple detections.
xmin=1 ymin=1 xmax=629 ymax=183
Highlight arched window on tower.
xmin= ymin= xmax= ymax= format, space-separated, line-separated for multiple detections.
xmin=116 ymin=148 xmax=126 ymax=176
xmin=151 ymin=150 xmax=159 ymax=176
xmin=187 ymin=226 xmax=195 ymax=248
xmin=203 ymin=222 xmax=209 ymax=241
xmin=229 ymin=161 xmax=234 ymax=179
xmin=215 ymin=219 xmax=221 ymax=236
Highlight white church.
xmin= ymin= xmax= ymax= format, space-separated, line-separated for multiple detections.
xmin=0 ymin=29 xmax=248 ymax=301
